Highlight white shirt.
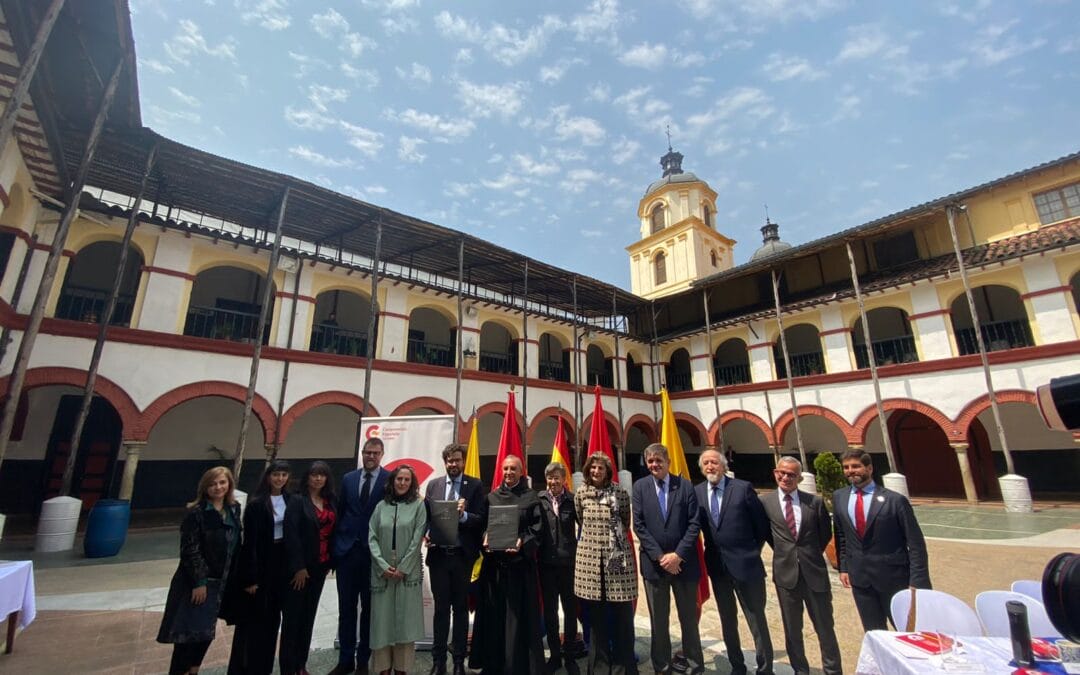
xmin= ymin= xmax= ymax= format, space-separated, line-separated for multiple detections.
xmin=271 ymin=494 xmax=286 ymax=541
xmin=777 ymin=488 xmax=802 ymax=535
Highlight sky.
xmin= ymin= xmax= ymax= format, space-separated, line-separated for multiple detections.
xmin=128 ymin=0 xmax=1080 ymax=289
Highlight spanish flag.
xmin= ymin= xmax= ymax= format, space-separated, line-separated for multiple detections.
xmin=549 ymin=415 xmax=573 ymax=489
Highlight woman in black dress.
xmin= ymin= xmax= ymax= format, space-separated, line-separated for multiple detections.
xmin=228 ymin=459 xmax=293 ymax=674
xmin=280 ymin=461 xmax=337 ymax=675
xmin=157 ymin=466 xmax=242 ymax=675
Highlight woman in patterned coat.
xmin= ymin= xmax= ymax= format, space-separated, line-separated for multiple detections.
xmin=574 ymin=453 xmax=638 ymax=675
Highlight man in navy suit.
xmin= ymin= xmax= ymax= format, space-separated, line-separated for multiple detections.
xmin=632 ymin=443 xmax=705 ymax=675
xmin=330 ymin=436 xmax=389 ymax=675
xmin=833 ymin=449 xmax=930 ymax=632
xmin=696 ymin=448 xmax=773 ymax=675
xmin=424 ymin=443 xmax=486 ymax=675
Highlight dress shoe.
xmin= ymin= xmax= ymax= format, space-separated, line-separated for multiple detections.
xmin=429 ymin=663 xmax=448 ymax=675
xmin=546 ymin=656 xmax=563 ymax=671
xmin=326 ymin=666 xmax=355 ymax=675
xmin=451 ymin=663 xmax=467 ymax=675
xmin=565 ymin=659 xmax=580 ymax=675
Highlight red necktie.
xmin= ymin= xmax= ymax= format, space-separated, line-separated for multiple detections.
xmin=784 ymin=494 xmax=797 ymax=539
xmin=854 ymin=488 xmax=866 ymax=538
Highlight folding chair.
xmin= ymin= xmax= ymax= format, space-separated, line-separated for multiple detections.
xmin=890 ymin=588 xmax=983 ymax=635
xmin=1010 ymin=579 xmax=1043 ymax=603
xmin=974 ymin=590 xmax=1061 ymax=638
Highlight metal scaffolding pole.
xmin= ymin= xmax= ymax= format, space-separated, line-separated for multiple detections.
xmin=360 ymin=219 xmax=383 ymax=425
xmin=702 ymin=290 xmax=725 ymax=455
xmin=453 ymin=238 xmax=464 ymax=435
xmin=270 ymin=254 xmax=303 ymax=463
xmin=612 ymin=289 xmax=626 ymax=473
xmin=571 ymin=277 xmax=581 ymax=461
xmin=520 ymin=259 xmax=529 ymax=462
xmin=0 ymin=56 xmax=125 ymax=473
xmin=771 ymin=269 xmax=808 ymax=471
xmin=0 ymin=231 xmax=38 ymax=365
xmin=61 ymin=141 xmax=158 ymax=496
xmin=845 ymin=241 xmax=899 ymax=474
xmin=233 ymin=187 xmax=290 ymax=480
xmin=0 ymin=0 xmax=66 ymax=159
xmin=649 ymin=300 xmax=660 ymax=425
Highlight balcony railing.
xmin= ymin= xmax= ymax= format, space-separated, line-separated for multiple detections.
xmin=666 ymin=371 xmax=692 ymax=392
xmin=407 ymin=339 xmax=453 ymax=367
xmin=955 ymin=319 xmax=1035 ymax=355
xmin=627 ymin=368 xmax=645 ymax=393
xmin=310 ymin=323 xmax=368 ymax=357
xmin=55 ymin=285 xmax=134 ymax=326
xmin=854 ymin=335 xmax=919 ymax=369
xmin=479 ymin=350 xmax=515 ymax=375
xmin=184 ymin=305 xmax=269 ymax=344
xmin=539 ymin=359 xmax=568 ymax=382
xmin=713 ymin=362 xmax=751 ymax=386
xmin=775 ymin=351 xmax=825 ymax=379
xmin=587 ymin=370 xmax=614 ymax=388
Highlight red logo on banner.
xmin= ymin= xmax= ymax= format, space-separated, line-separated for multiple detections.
xmin=365 ymin=425 xmax=381 ymax=439
xmin=384 ymin=458 xmax=434 ymax=485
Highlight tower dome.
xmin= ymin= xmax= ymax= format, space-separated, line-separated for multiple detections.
xmin=750 ymin=219 xmax=792 ymax=261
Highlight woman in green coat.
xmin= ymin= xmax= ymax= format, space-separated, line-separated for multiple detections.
xmin=367 ymin=464 xmax=428 ymax=675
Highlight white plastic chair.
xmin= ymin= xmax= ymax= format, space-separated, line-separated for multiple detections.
xmin=1011 ymin=579 xmax=1043 ymax=603
xmin=890 ymin=588 xmax=984 ymax=635
xmin=975 ymin=590 xmax=1062 ymax=638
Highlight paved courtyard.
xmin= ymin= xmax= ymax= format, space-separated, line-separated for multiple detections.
xmin=1 ymin=499 xmax=1077 ymax=674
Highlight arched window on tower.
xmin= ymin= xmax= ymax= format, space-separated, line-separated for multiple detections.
xmin=654 ymin=251 xmax=667 ymax=286
xmin=710 ymin=250 xmax=718 ymax=267
xmin=703 ymin=205 xmax=712 ymax=228
xmin=650 ymin=204 xmax=665 ymax=234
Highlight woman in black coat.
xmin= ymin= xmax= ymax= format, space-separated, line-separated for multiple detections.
xmin=280 ymin=461 xmax=337 ymax=675
xmin=157 ymin=466 xmax=242 ymax=675
xmin=227 ymin=459 xmax=293 ymax=674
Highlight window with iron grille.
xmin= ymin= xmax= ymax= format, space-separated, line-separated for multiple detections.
xmin=1034 ymin=182 xmax=1080 ymax=224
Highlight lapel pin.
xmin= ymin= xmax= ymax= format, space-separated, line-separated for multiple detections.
xmin=876 ymin=495 xmax=885 ymax=502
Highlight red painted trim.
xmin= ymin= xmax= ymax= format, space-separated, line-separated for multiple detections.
xmin=141 ymin=381 xmax=276 ymax=444
xmin=850 ymin=398 xmax=957 ymax=443
xmin=459 ymin=325 xmax=480 ymax=334
xmin=581 ymin=409 xmax=623 ymax=443
xmin=274 ymin=291 xmax=316 ymax=304
xmin=624 ymin=414 xmax=658 ymax=443
xmin=141 ymin=265 xmax=195 ymax=281
xmin=0 ymin=182 xmax=9 ymax=208
xmin=1021 ymin=285 xmax=1072 ymax=300
xmin=746 ymin=341 xmax=774 ymax=351
xmin=952 ymin=390 xmax=1038 ymax=436
xmin=818 ymin=327 xmax=852 ymax=337
xmin=511 ymin=338 xmax=539 ymax=345
xmin=526 ymin=407 xmax=577 ymax=445
xmin=909 ymin=309 xmax=951 ymax=321
xmin=279 ymin=391 xmax=378 ymax=443
xmin=33 ymin=243 xmax=73 ymax=257
xmin=690 ymin=353 xmax=712 ymax=361
xmin=379 ymin=310 xmax=409 ymax=321
xmin=775 ymin=405 xmax=857 ymax=445
xmin=708 ymin=411 xmax=775 ymax=446
xmin=0 ymin=367 xmax=142 ymax=440
xmin=0 ymin=224 xmax=31 ymax=245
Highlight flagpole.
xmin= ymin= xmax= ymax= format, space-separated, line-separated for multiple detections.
xmin=521 ymin=258 xmax=529 ymax=464
xmin=702 ymin=289 xmax=725 ymax=456
xmin=612 ymin=289 xmax=626 ymax=474
xmin=571 ymin=276 xmax=582 ymax=464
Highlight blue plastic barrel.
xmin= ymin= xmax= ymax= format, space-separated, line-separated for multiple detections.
xmin=84 ymin=499 xmax=131 ymax=558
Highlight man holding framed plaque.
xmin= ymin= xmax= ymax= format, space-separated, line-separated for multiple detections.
xmin=424 ymin=444 xmax=485 ymax=675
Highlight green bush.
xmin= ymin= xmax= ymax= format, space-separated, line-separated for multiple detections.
xmin=813 ymin=452 xmax=847 ymax=511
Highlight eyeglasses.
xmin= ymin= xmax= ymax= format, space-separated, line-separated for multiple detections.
xmin=774 ymin=469 xmax=799 ymax=479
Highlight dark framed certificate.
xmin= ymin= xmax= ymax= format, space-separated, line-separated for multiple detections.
xmin=428 ymin=499 xmax=459 ymax=547
xmin=486 ymin=504 xmax=519 ymax=550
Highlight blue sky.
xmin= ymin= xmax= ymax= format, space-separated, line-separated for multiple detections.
xmin=128 ymin=0 xmax=1080 ymax=288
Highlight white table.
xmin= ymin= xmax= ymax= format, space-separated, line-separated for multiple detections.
xmin=0 ymin=561 xmax=35 ymax=653
xmin=856 ymin=630 xmax=1021 ymax=674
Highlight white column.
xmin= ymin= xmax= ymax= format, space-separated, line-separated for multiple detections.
xmin=136 ymin=236 xmax=194 ymax=333
xmin=118 ymin=441 xmax=146 ymax=501
xmin=689 ymin=333 xmax=711 ymax=390
xmin=909 ymin=283 xmax=953 ymax=360
xmin=747 ymin=320 xmax=774 ymax=382
xmin=819 ymin=305 xmax=853 ymax=373
xmin=378 ymin=285 xmax=409 ymax=362
xmin=1021 ymin=257 xmax=1077 ymax=343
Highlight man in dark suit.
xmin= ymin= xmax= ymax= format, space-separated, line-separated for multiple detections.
xmin=632 ymin=443 xmax=705 ymax=675
xmin=696 ymin=448 xmax=774 ymax=675
xmin=537 ymin=461 xmax=581 ymax=675
xmin=761 ymin=457 xmax=842 ymax=675
xmin=833 ymin=449 xmax=930 ymax=631
xmin=424 ymin=443 xmax=485 ymax=675
xmin=330 ymin=437 xmax=389 ymax=675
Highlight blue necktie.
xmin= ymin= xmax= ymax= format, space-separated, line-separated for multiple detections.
xmin=710 ymin=484 xmax=721 ymax=526
xmin=657 ymin=479 xmax=667 ymax=519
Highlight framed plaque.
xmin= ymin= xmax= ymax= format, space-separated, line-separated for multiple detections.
xmin=428 ymin=500 xmax=459 ymax=547
xmin=486 ymin=504 xmax=519 ymax=550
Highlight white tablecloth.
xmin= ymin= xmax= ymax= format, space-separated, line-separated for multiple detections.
xmin=0 ymin=561 xmax=36 ymax=629
xmin=857 ymin=630 xmax=1020 ymax=674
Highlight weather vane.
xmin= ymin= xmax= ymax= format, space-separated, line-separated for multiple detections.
xmin=665 ymin=124 xmax=672 ymax=151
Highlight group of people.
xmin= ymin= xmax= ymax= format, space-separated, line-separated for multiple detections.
xmin=156 ymin=437 xmax=930 ymax=675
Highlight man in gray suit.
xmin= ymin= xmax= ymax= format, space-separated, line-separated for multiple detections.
xmin=761 ymin=457 xmax=841 ymax=675
xmin=833 ymin=449 xmax=930 ymax=631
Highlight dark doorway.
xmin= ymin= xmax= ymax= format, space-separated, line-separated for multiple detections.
xmin=888 ymin=410 xmax=963 ymax=497
xmin=966 ymin=418 xmax=1001 ymax=500
xmin=41 ymin=396 xmax=122 ymax=511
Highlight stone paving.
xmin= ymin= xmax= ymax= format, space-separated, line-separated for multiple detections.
xmin=0 ymin=500 xmax=1077 ymax=674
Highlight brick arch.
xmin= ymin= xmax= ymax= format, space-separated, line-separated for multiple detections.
xmin=470 ymin=400 xmax=526 ymax=433
xmin=581 ymin=410 xmax=623 ymax=443
xmin=624 ymin=414 xmax=657 ymax=443
xmin=67 ymin=232 xmax=151 ymax=265
xmin=391 ymin=396 xmax=466 ymax=441
xmin=140 ymin=381 xmax=277 ymax=444
xmin=852 ymin=398 xmax=959 ymax=444
xmin=526 ymin=406 xmax=577 ymax=445
xmin=279 ymin=391 xmax=378 ymax=444
xmin=0 ymin=367 xmax=141 ymax=440
xmin=708 ymin=410 xmax=775 ymax=446
xmin=775 ymin=405 xmax=857 ymax=445
xmin=672 ymin=412 xmax=708 ymax=447
xmin=953 ymin=390 xmax=1037 ymax=438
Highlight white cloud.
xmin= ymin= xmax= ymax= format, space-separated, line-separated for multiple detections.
xmin=289 ymin=145 xmax=355 ymax=168
xmin=569 ymin=0 xmax=620 ymax=44
xmin=147 ymin=105 xmax=201 ymax=125
xmin=381 ymin=15 xmax=418 ymax=35
xmin=585 ymin=83 xmax=610 ymax=102
xmin=340 ymin=122 xmax=384 ymax=157
xmin=140 ymin=58 xmax=174 ymax=74
xmin=836 ymin=25 xmax=895 ymax=61
xmin=580 ymin=229 xmax=605 ymax=238
xmin=236 ymin=0 xmax=290 ymax=31
xmin=340 ymin=63 xmax=380 ymax=89
xmin=444 ymin=181 xmax=475 ymax=198
xmin=613 ymin=86 xmax=674 ymax=132
xmin=611 ymin=137 xmax=640 ymax=165
xmin=619 ymin=42 xmax=668 ymax=69
xmin=455 ymin=48 xmax=474 ymax=65
xmin=398 ymin=136 xmax=427 ymax=163
xmin=435 ymin=11 xmax=564 ymax=65
xmin=481 ymin=172 xmax=523 ymax=190
xmin=169 ymin=87 xmax=201 ymax=107
xmin=686 ymin=87 xmax=773 ymax=131
xmin=396 ymin=62 xmax=432 ymax=85
xmin=456 ymin=79 xmax=524 ymax=119
xmin=288 ymin=51 xmax=331 ymax=79
xmin=560 ymin=168 xmax=603 ymax=193
xmin=310 ymin=9 xmax=376 ymax=58
xmin=550 ymin=105 xmax=606 ymax=146
xmin=284 ymin=106 xmax=335 ymax=130
xmin=682 ymin=0 xmax=844 ymax=22
xmin=164 ymin=19 xmax=237 ymax=65
xmin=830 ymin=93 xmax=861 ymax=122
xmin=539 ymin=58 xmax=584 ymax=85
xmin=762 ymin=53 xmax=824 ymax=81
xmin=308 ymin=84 xmax=348 ymax=112
xmin=361 ymin=0 xmax=419 ymax=9
xmin=387 ymin=108 xmax=475 ymax=141
xmin=514 ymin=153 xmax=559 ymax=176
xmin=968 ymin=20 xmax=1046 ymax=66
